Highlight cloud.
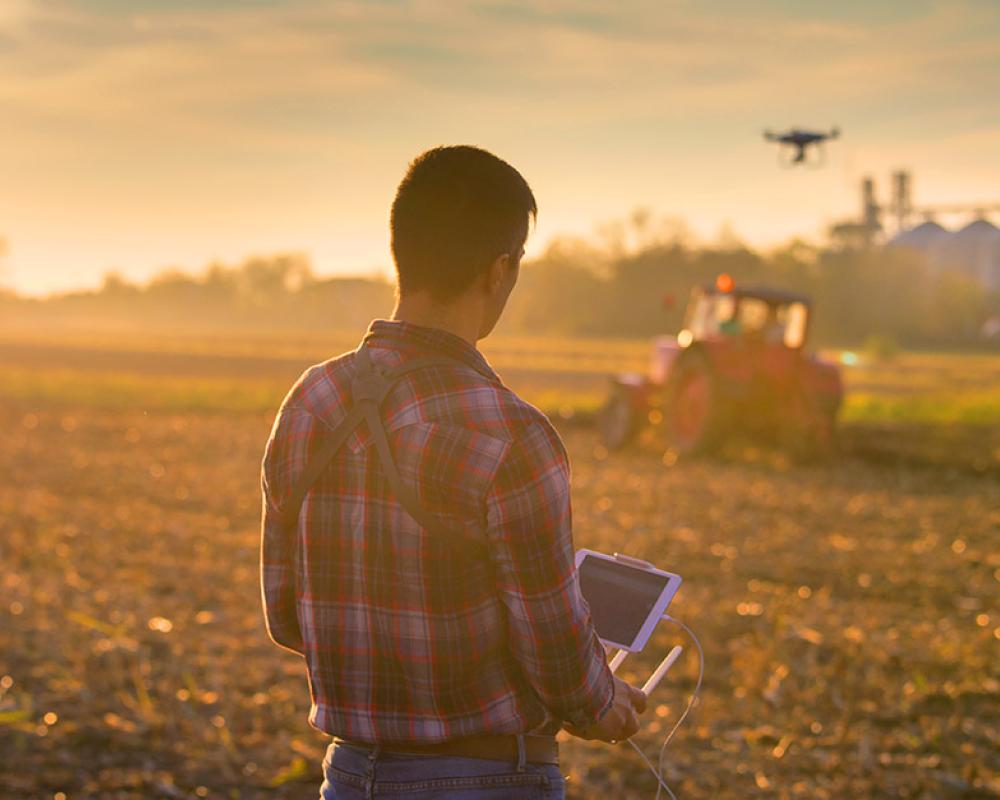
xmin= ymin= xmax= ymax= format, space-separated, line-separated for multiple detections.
xmin=3 ymin=0 xmax=997 ymax=150
xmin=0 ymin=2 xmax=403 ymax=157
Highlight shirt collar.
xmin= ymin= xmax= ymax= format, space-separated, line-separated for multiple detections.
xmin=362 ymin=319 xmax=501 ymax=383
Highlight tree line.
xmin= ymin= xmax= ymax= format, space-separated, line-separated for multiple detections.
xmin=500 ymin=225 xmax=997 ymax=348
xmin=2 ymin=220 xmax=997 ymax=348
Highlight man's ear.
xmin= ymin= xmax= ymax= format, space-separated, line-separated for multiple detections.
xmin=485 ymin=254 xmax=509 ymax=294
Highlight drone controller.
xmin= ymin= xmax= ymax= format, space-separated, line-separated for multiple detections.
xmin=576 ymin=550 xmax=684 ymax=696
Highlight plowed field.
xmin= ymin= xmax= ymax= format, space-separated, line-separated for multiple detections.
xmin=1 ymin=332 xmax=998 ymax=799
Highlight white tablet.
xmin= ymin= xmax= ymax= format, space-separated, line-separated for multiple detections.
xmin=575 ymin=549 xmax=682 ymax=653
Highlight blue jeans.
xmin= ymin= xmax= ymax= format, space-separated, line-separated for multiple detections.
xmin=320 ymin=738 xmax=566 ymax=799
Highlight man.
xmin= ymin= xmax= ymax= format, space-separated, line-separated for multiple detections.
xmin=261 ymin=145 xmax=647 ymax=799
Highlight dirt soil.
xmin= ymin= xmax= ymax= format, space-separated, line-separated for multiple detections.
xmin=1 ymin=401 xmax=997 ymax=799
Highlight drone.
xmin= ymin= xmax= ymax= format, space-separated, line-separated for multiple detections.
xmin=763 ymin=127 xmax=840 ymax=166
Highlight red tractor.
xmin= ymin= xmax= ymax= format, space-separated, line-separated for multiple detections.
xmin=599 ymin=275 xmax=843 ymax=457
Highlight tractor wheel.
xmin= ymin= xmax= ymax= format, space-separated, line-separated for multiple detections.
xmin=664 ymin=351 xmax=723 ymax=456
xmin=599 ymin=383 xmax=641 ymax=451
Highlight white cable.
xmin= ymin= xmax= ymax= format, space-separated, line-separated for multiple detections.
xmin=628 ymin=738 xmax=678 ymax=800
xmin=626 ymin=615 xmax=705 ymax=800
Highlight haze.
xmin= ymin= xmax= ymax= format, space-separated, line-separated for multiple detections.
xmin=2 ymin=0 xmax=998 ymax=295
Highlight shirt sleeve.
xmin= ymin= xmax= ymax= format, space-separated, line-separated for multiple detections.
xmin=485 ymin=419 xmax=614 ymax=729
xmin=259 ymin=404 xmax=308 ymax=656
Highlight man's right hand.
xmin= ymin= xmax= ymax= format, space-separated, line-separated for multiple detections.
xmin=564 ymin=676 xmax=648 ymax=743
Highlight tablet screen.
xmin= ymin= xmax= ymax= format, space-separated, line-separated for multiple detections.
xmin=578 ymin=555 xmax=671 ymax=648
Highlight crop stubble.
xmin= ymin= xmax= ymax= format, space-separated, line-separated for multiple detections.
xmin=1 ymin=393 xmax=997 ymax=800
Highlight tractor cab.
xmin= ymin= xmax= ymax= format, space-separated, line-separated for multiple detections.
xmin=680 ymin=278 xmax=811 ymax=351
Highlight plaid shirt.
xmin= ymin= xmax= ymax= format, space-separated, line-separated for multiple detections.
xmin=260 ymin=319 xmax=613 ymax=743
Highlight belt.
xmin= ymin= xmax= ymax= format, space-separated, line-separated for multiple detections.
xmin=335 ymin=734 xmax=559 ymax=765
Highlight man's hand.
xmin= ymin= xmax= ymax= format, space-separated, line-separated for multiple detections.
xmin=564 ymin=676 xmax=648 ymax=743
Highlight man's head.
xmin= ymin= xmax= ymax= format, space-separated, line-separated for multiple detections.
xmin=391 ymin=146 xmax=536 ymax=337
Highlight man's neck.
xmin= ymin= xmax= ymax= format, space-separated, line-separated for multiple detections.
xmin=391 ymin=292 xmax=482 ymax=345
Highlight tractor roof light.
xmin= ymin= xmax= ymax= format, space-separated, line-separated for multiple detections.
xmin=716 ymin=273 xmax=735 ymax=293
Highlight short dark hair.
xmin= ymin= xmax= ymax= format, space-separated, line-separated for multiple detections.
xmin=391 ymin=145 xmax=537 ymax=300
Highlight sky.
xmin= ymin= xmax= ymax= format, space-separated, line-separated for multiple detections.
xmin=1 ymin=0 xmax=998 ymax=295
